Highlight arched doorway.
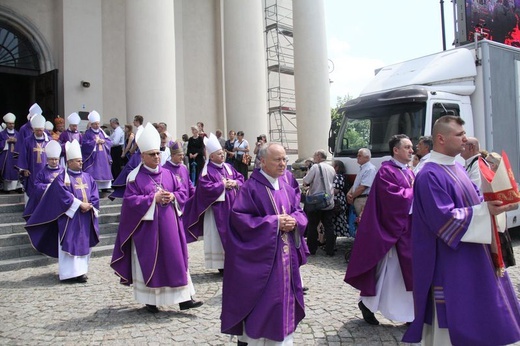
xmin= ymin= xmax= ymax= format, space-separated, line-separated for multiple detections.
xmin=0 ymin=14 xmax=57 ymax=129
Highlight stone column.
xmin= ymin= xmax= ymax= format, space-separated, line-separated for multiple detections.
xmin=223 ymin=0 xmax=267 ymax=142
xmin=293 ymin=0 xmax=330 ymax=160
xmin=125 ymin=0 xmax=176 ymax=134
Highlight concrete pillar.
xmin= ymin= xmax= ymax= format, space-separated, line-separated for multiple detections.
xmin=223 ymin=0 xmax=267 ymax=143
xmin=293 ymin=0 xmax=330 ymax=160
xmin=125 ymin=0 xmax=176 ymax=134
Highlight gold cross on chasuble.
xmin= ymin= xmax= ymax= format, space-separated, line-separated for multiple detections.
xmin=74 ymin=177 xmax=89 ymax=203
xmin=33 ymin=143 xmax=44 ymax=163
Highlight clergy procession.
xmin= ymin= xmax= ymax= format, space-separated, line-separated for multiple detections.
xmin=3 ymin=104 xmax=520 ymax=345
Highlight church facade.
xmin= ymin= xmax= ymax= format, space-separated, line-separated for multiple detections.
xmin=0 ymin=0 xmax=330 ymax=159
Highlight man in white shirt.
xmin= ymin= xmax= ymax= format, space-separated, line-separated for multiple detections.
xmin=413 ymin=135 xmax=432 ymax=174
xmin=303 ymin=149 xmax=336 ymax=256
xmin=347 ymin=148 xmax=376 ymax=219
xmin=109 ymin=118 xmax=125 ymax=180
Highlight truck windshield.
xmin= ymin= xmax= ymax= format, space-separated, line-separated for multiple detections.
xmin=336 ymin=103 xmax=427 ymax=157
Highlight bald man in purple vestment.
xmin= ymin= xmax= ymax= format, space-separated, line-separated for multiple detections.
xmin=221 ymin=143 xmax=308 ymax=344
xmin=403 ymin=116 xmax=520 ymax=345
xmin=345 ymin=134 xmax=415 ymax=326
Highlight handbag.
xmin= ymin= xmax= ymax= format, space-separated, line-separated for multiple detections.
xmin=305 ymin=164 xmax=333 ymax=211
xmin=242 ymin=153 xmax=252 ymax=165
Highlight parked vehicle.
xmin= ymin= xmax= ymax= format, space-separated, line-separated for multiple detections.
xmin=330 ymin=39 xmax=520 ymax=227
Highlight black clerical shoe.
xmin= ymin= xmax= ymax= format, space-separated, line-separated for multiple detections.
xmin=358 ymin=301 xmax=379 ymax=325
xmin=179 ymin=299 xmax=203 ymax=311
xmin=145 ymin=304 xmax=159 ymax=313
xmin=75 ymin=274 xmax=88 ymax=283
xmin=218 ymin=269 xmax=224 ymax=276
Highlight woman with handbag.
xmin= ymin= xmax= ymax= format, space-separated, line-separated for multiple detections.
xmin=233 ymin=131 xmax=250 ymax=180
xmin=302 ymin=150 xmax=336 ymax=256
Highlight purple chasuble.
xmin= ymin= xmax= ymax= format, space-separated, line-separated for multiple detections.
xmin=15 ymin=135 xmax=49 ymax=196
xmin=183 ymin=161 xmax=243 ymax=245
xmin=344 ymin=160 xmax=414 ymax=296
xmin=0 ymin=129 xmax=19 ymax=181
xmin=58 ymin=129 xmax=82 ymax=157
xmin=108 ymin=149 xmax=141 ymax=200
xmin=81 ymin=128 xmax=113 ymax=182
xmin=163 ymin=160 xmax=195 ymax=201
xmin=25 ymin=169 xmax=100 ymax=258
xmin=110 ymin=165 xmax=189 ymax=288
xmin=221 ymin=169 xmax=308 ymax=341
xmin=403 ymin=161 xmax=520 ymax=345
xmin=23 ymin=165 xmax=63 ymax=220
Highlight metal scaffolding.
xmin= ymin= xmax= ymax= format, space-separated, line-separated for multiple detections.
xmin=264 ymin=0 xmax=298 ymax=154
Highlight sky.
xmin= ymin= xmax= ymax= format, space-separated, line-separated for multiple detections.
xmin=324 ymin=0 xmax=456 ymax=107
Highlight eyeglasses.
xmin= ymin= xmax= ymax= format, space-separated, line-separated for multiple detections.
xmin=146 ymin=152 xmax=161 ymax=157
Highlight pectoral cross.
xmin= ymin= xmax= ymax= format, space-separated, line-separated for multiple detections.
xmin=33 ymin=143 xmax=44 ymax=164
xmin=74 ymin=177 xmax=89 ymax=203
xmin=95 ymin=135 xmax=103 ymax=151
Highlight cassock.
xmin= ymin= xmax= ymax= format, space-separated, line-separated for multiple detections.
xmin=81 ymin=128 xmax=113 ymax=189
xmin=25 ymin=169 xmax=100 ymax=279
xmin=23 ymin=165 xmax=63 ymax=220
xmin=403 ymin=153 xmax=520 ymax=346
xmin=0 ymin=128 xmax=20 ymax=191
xmin=162 ymin=160 xmax=195 ymax=201
xmin=16 ymin=134 xmax=49 ymax=197
xmin=221 ymin=169 xmax=308 ymax=342
xmin=344 ymin=159 xmax=414 ymax=322
xmin=108 ymin=149 xmax=141 ymax=200
xmin=110 ymin=164 xmax=193 ymax=305
xmin=183 ymin=161 xmax=243 ymax=270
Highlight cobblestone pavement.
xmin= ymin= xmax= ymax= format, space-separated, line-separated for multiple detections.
xmin=2 ymin=237 xmax=520 ymax=345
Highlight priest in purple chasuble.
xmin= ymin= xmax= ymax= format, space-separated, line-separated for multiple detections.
xmin=345 ymin=134 xmax=415 ymax=325
xmin=0 ymin=112 xmax=20 ymax=192
xmin=81 ymin=110 xmax=113 ymax=190
xmin=183 ymin=133 xmax=243 ymax=272
xmin=162 ymin=141 xmax=195 ymax=202
xmin=25 ymin=139 xmax=99 ymax=283
xmin=402 ymin=115 xmax=520 ymax=346
xmin=58 ymin=112 xmax=83 ymax=164
xmin=23 ymin=140 xmax=63 ymax=220
xmin=221 ymin=143 xmax=308 ymax=343
xmin=14 ymin=103 xmax=42 ymax=154
xmin=15 ymin=114 xmax=50 ymax=200
xmin=110 ymin=123 xmax=203 ymax=313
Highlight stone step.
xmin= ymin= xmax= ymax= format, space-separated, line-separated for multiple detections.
xmin=0 ymin=208 xmax=121 ymax=226
xmin=0 ymin=193 xmax=24 ymax=205
xmin=0 ymin=222 xmax=119 ymax=248
xmin=0 ymin=233 xmax=117 ymax=261
xmin=0 ymin=243 xmax=115 ymax=272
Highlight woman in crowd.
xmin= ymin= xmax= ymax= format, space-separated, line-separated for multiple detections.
xmin=253 ymin=134 xmax=267 ymax=169
xmin=121 ymin=124 xmax=134 ymax=165
xmin=233 ymin=131 xmax=250 ymax=180
xmin=224 ymin=130 xmax=236 ymax=165
xmin=332 ymin=160 xmax=349 ymax=238
xmin=187 ymin=126 xmax=205 ymax=185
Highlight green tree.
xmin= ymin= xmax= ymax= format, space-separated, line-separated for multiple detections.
xmin=330 ymin=95 xmax=352 ymax=138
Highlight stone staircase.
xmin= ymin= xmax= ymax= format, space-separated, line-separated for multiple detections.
xmin=0 ymin=193 xmax=121 ymax=272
